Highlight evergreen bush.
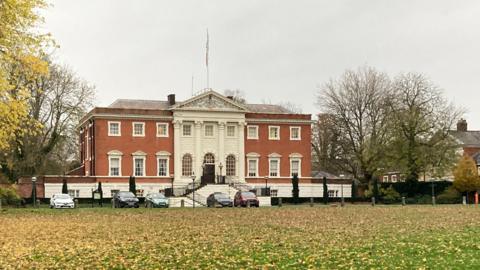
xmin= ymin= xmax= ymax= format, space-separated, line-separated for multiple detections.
xmin=292 ymin=174 xmax=299 ymax=204
xmin=436 ymin=186 xmax=462 ymax=204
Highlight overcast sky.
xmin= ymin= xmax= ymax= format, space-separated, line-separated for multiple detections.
xmin=43 ymin=0 xmax=480 ymax=128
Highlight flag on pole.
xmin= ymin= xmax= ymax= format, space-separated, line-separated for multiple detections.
xmin=206 ymin=29 xmax=209 ymax=67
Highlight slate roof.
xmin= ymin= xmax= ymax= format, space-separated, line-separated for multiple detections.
xmin=449 ymin=130 xmax=480 ymax=147
xmin=109 ymin=99 xmax=171 ymax=110
xmin=311 ymin=171 xmax=342 ymax=179
xmin=245 ymin=104 xmax=293 ymax=114
xmin=108 ymin=99 xmax=292 ymax=114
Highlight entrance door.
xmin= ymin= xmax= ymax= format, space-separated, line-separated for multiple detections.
xmin=202 ymin=164 xmax=215 ymax=184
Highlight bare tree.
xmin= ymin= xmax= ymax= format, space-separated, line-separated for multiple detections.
xmin=277 ymin=102 xmax=302 ymax=114
xmin=311 ymin=113 xmax=343 ymax=174
xmin=389 ymin=73 xmax=463 ymax=183
xmin=1 ymin=61 xmax=95 ymax=180
xmin=261 ymin=99 xmax=302 ymax=114
xmin=318 ymin=67 xmax=392 ymax=182
xmin=223 ymin=89 xmax=246 ymax=104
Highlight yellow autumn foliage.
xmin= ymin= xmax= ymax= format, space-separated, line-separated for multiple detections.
xmin=453 ymin=155 xmax=480 ymax=193
xmin=0 ymin=207 xmax=479 ymax=269
xmin=0 ymin=0 xmax=51 ymax=151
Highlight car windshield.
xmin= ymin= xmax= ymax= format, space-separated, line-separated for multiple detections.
xmin=215 ymin=194 xmax=229 ymax=200
xmin=56 ymin=194 xmax=71 ymax=199
xmin=119 ymin=192 xmax=135 ymax=198
xmin=241 ymin=192 xmax=256 ymax=198
xmin=150 ymin=193 xmax=165 ymax=199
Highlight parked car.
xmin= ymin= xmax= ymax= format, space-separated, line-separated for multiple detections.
xmin=234 ymin=191 xmax=259 ymax=207
xmin=113 ymin=191 xmax=139 ymax=208
xmin=145 ymin=193 xmax=169 ymax=208
xmin=207 ymin=192 xmax=233 ymax=207
xmin=50 ymin=193 xmax=75 ymax=209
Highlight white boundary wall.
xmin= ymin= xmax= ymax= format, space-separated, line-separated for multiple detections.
xmin=44 ymin=183 xmax=171 ymax=198
xmin=249 ymin=183 xmax=352 ymax=198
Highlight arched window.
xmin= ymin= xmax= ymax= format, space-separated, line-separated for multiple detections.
xmin=204 ymin=153 xmax=215 ymax=164
xmin=226 ymin=155 xmax=236 ymax=176
xmin=182 ymin=154 xmax=193 ymax=176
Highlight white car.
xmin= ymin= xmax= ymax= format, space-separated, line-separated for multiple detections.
xmin=50 ymin=194 xmax=75 ymax=209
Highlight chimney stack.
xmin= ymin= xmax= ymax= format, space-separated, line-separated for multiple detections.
xmin=167 ymin=94 xmax=176 ymax=106
xmin=457 ymin=118 xmax=468 ymax=132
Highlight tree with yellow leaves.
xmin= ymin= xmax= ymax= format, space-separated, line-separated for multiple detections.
xmin=0 ymin=0 xmax=51 ymax=151
xmin=453 ymin=155 xmax=480 ymax=201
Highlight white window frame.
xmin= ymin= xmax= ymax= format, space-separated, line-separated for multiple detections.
xmin=269 ymin=158 xmax=280 ymax=177
xmin=108 ymin=121 xmax=121 ymax=136
xmin=226 ymin=125 xmax=236 ymax=138
xmin=290 ymin=126 xmax=301 ymax=141
xmin=225 ymin=154 xmax=236 ymax=176
xmin=157 ymin=157 xmax=169 ymax=177
xmin=182 ymin=154 xmax=193 ymax=176
xmin=383 ymin=175 xmax=389 ymax=182
xmin=268 ymin=126 xmax=280 ymax=140
xmin=247 ymin=158 xmax=259 ymax=177
xmin=247 ymin=125 xmax=259 ymax=140
xmin=182 ymin=124 xmax=193 ymax=137
xmin=133 ymin=156 xmax=146 ymax=177
xmin=204 ymin=124 xmax=214 ymax=137
xmin=132 ymin=122 xmax=145 ymax=137
xmin=108 ymin=156 xmax=122 ymax=176
xmin=392 ymin=175 xmax=398 ymax=183
xmin=290 ymin=158 xmax=302 ymax=177
xmin=156 ymin=122 xmax=169 ymax=137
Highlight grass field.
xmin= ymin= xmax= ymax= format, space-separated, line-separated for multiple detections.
xmin=1 ymin=205 xmax=479 ymax=269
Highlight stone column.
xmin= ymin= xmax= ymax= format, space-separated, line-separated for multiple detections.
xmin=173 ymin=120 xmax=181 ymax=183
xmin=218 ymin=122 xmax=226 ymax=178
xmin=194 ymin=121 xmax=203 ymax=180
xmin=238 ymin=122 xmax=245 ymax=183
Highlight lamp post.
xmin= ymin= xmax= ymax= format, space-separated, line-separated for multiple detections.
xmin=431 ymin=179 xmax=436 ymax=206
xmin=191 ymin=172 xmax=196 ymax=209
xmin=32 ymin=176 xmax=37 ymax=208
xmin=202 ymin=163 xmax=205 ymax=184
xmin=341 ymin=183 xmax=345 ymax=207
xmin=219 ymin=162 xmax=223 ymax=184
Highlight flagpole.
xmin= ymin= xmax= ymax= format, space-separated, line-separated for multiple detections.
xmin=206 ymin=29 xmax=209 ymax=90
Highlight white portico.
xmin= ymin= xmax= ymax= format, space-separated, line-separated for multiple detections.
xmin=172 ymin=91 xmax=248 ymax=184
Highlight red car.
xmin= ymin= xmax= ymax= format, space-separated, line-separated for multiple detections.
xmin=234 ymin=191 xmax=259 ymax=207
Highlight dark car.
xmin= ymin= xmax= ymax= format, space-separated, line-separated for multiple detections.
xmin=113 ymin=191 xmax=139 ymax=208
xmin=207 ymin=192 xmax=233 ymax=207
xmin=145 ymin=193 xmax=169 ymax=208
xmin=234 ymin=191 xmax=259 ymax=207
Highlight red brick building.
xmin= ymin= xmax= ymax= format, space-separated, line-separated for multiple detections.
xmin=450 ymin=119 xmax=480 ymax=173
xmin=26 ymin=90 xmax=353 ymax=204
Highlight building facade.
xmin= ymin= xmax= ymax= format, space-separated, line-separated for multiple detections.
xmin=22 ymin=90 xmax=352 ymax=202
xmin=450 ymin=119 xmax=480 ymax=174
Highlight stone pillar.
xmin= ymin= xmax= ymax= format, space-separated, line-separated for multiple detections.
xmin=218 ymin=122 xmax=226 ymax=177
xmin=194 ymin=121 xmax=203 ymax=180
xmin=238 ymin=122 xmax=245 ymax=183
xmin=173 ymin=120 xmax=181 ymax=183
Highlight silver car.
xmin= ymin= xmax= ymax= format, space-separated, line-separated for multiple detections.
xmin=50 ymin=194 xmax=75 ymax=209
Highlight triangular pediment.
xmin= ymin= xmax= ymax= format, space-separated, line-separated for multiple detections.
xmin=172 ymin=90 xmax=250 ymax=112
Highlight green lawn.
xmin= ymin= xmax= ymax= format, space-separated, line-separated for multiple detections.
xmin=0 ymin=205 xmax=479 ymax=269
